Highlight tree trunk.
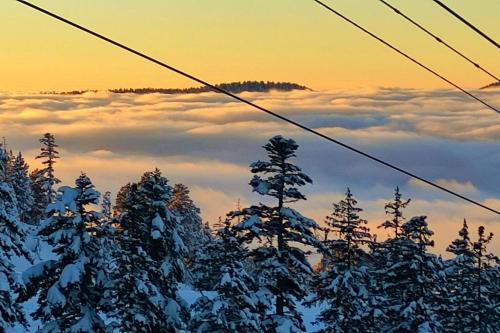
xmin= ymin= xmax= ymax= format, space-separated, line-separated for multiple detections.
xmin=276 ymin=159 xmax=286 ymax=316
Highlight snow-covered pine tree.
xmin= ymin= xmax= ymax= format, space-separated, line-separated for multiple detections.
xmin=113 ymin=182 xmax=132 ymax=215
xmin=29 ymin=168 xmax=48 ymax=223
xmin=192 ymin=225 xmax=228 ymax=290
xmin=230 ymin=135 xmax=321 ymax=332
xmin=168 ymin=183 xmax=210 ymax=264
xmin=35 ymin=133 xmax=61 ymax=205
xmin=369 ymin=188 xmax=412 ymax=330
xmin=0 ymin=144 xmax=9 ymax=181
xmin=442 ymin=220 xmax=477 ymax=331
xmin=483 ymin=260 xmax=499 ymax=333
xmin=378 ymin=187 xmax=410 ymax=239
xmin=374 ymin=216 xmax=445 ymax=332
xmin=309 ymin=188 xmax=375 ymax=333
xmin=21 ymin=173 xmax=108 ymax=332
xmin=7 ymin=152 xmax=35 ymax=223
xmin=444 ymin=221 xmax=499 ymax=332
xmin=323 ymin=188 xmax=371 ymax=269
xmin=110 ymin=169 xmax=189 ymax=332
xmin=0 ymin=148 xmax=31 ymax=331
xmin=190 ymin=219 xmax=264 ymax=332
xmin=101 ymin=191 xmax=112 ymax=222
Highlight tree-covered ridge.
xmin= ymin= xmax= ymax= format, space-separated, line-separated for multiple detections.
xmin=481 ymin=81 xmax=500 ymax=89
xmin=110 ymin=81 xmax=309 ymax=94
xmin=40 ymin=81 xmax=309 ymax=95
xmin=0 ymin=134 xmax=498 ymax=333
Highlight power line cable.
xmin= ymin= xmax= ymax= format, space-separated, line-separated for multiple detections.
xmin=311 ymin=0 xmax=499 ymax=114
xmin=14 ymin=0 xmax=500 ymax=216
xmin=432 ymin=0 xmax=499 ymax=49
xmin=378 ymin=0 xmax=499 ymax=82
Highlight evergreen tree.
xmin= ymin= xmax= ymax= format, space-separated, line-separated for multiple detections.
xmin=378 ymin=187 xmax=410 ymax=239
xmin=444 ymin=221 xmax=499 ymax=332
xmin=110 ymin=169 xmax=189 ymax=332
xmin=101 ymin=191 xmax=112 ymax=222
xmin=323 ymin=188 xmax=371 ymax=269
xmin=442 ymin=220 xmax=477 ymax=331
xmin=0 ymin=144 xmax=9 ymax=181
xmin=113 ymin=182 xmax=132 ymax=215
xmin=29 ymin=168 xmax=48 ymax=223
xmin=482 ymin=262 xmax=499 ymax=333
xmin=35 ymin=133 xmax=61 ymax=205
xmin=168 ymin=183 xmax=210 ymax=264
xmin=0 ymin=148 xmax=31 ymax=331
xmin=7 ymin=152 xmax=35 ymax=223
xmin=230 ymin=135 xmax=321 ymax=332
xmin=190 ymin=220 xmax=264 ymax=332
xmin=21 ymin=173 xmax=108 ymax=332
xmin=192 ymin=226 xmax=228 ymax=290
xmin=310 ymin=188 xmax=375 ymax=333
xmin=374 ymin=216 xmax=445 ymax=332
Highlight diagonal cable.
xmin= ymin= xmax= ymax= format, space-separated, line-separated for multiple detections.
xmin=311 ymin=0 xmax=499 ymax=114
xmin=378 ymin=0 xmax=499 ymax=82
xmin=432 ymin=0 xmax=499 ymax=49
xmin=14 ymin=0 xmax=500 ymax=215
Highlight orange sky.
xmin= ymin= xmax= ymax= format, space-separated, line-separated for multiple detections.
xmin=1 ymin=0 xmax=499 ymax=92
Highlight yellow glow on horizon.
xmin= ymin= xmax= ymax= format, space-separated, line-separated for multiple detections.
xmin=1 ymin=0 xmax=499 ymax=92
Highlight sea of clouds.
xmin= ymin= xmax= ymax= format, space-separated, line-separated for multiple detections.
xmin=1 ymin=87 xmax=499 ymax=255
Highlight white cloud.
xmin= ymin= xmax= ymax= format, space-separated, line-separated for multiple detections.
xmin=2 ymin=88 xmax=500 ymax=254
xmin=408 ymin=178 xmax=478 ymax=194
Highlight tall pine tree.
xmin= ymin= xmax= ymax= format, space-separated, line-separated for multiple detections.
xmin=444 ymin=221 xmax=499 ymax=332
xmin=0 ymin=147 xmax=31 ymax=331
xmin=374 ymin=216 xmax=445 ymax=332
xmin=101 ymin=191 xmax=112 ymax=222
xmin=35 ymin=133 xmax=61 ymax=205
xmin=231 ymin=135 xmax=321 ymax=332
xmin=190 ymin=219 xmax=264 ymax=332
xmin=21 ymin=173 xmax=109 ymax=332
xmin=7 ymin=152 xmax=35 ymax=223
xmin=168 ymin=183 xmax=210 ymax=265
xmin=310 ymin=188 xmax=375 ymax=333
xmin=110 ymin=169 xmax=189 ymax=332
xmin=378 ymin=187 xmax=410 ymax=239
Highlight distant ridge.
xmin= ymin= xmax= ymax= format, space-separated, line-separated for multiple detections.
xmin=481 ymin=81 xmax=500 ymax=90
xmin=41 ymin=81 xmax=309 ymax=95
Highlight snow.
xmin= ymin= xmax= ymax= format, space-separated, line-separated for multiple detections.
xmin=275 ymin=316 xmax=301 ymax=333
xmin=59 ymin=259 xmax=87 ymax=288
xmin=175 ymin=283 xmax=320 ymax=331
xmin=151 ymin=214 xmax=165 ymax=232
xmin=220 ymin=272 xmax=232 ymax=286
xmin=22 ymin=260 xmax=56 ymax=285
xmin=172 ymin=229 xmax=186 ymax=253
xmin=151 ymin=230 xmax=161 ymax=240
xmin=254 ymin=180 xmax=271 ymax=195
xmin=239 ymin=215 xmax=261 ymax=234
xmin=67 ymin=311 xmax=94 ymax=333
xmin=46 ymin=186 xmax=78 ymax=213
xmin=165 ymin=298 xmax=181 ymax=319
xmin=47 ymin=284 xmax=66 ymax=307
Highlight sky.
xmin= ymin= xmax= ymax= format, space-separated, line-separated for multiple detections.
xmin=1 ymin=1 xmax=499 ymax=256
xmin=1 ymin=0 xmax=499 ymax=91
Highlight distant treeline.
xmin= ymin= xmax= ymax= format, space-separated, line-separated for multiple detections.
xmin=111 ymin=81 xmax=309 ymax=94
xmin=481 ymin=81 xmax=500 ymax=89
xmin=40 ymin=81 xmax=309 ymax=96
xmin=40 ymin=89 xmax=98 ymax=95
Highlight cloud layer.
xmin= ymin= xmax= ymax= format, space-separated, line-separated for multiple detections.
xmin=1 ymin=88 xmax=499 ymax=255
